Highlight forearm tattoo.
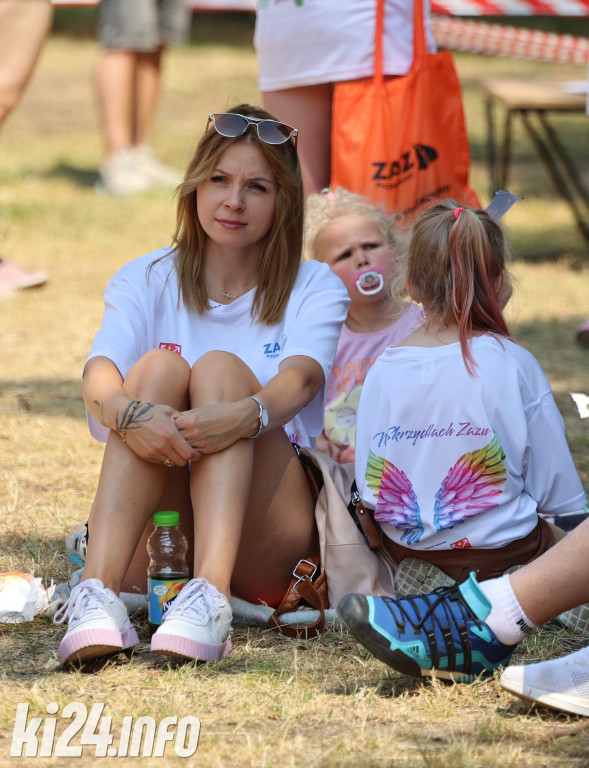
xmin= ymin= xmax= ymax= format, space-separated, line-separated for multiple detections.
xmin=94 ymin=399 xmax=155 ymax=435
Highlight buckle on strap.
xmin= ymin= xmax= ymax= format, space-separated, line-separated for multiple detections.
xmin=292 ymin=558 xmax=318 ymax=595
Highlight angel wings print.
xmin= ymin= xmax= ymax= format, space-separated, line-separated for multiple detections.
xmin=365 ymin=436 xmax=507 ymax=545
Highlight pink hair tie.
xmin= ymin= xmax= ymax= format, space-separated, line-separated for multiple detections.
xmin=324 ymin=190 xmax=336 ymax=203
xmin=454 ymin=207 xmax=464 ymax=219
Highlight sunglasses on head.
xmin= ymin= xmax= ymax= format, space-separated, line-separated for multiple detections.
xmin=207 ymin=113 xmax=298 ymax=148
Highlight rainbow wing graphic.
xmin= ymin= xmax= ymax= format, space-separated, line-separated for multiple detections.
xmin=433 ymin=436 xmax=506 ymax=531
xmin=366 ymin=450 xmax=424 ymax=544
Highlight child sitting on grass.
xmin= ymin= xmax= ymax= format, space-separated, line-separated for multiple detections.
xmin=351 ymin=199 xmax=586 ymax=584
xmin=303 ymin=188 xmax=423 ymax=464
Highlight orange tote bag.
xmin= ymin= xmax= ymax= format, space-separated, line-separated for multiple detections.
xmin=331 ymin=0 xmax=480 ymax=218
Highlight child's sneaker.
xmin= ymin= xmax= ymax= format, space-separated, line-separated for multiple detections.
xmin=150 ymin=578 xmax=232 ymax=661
xmin=65 ymin=523 xmax=88 ymax=567
xmin=394 ymin=557 xmax=454 ymax=596
xmin=501 ymin=646 xmax=589 ymax=716
xmin=54 ymin=579 xmax=139 ymax=665
xmin=337 ymin=572 xmax=517 ymax=682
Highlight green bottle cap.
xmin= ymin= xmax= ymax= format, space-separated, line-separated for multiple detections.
xmin=153 ymin=510 xmax=180 ymax=527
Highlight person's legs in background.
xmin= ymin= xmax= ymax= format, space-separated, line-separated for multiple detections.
xmin=262 ymin=84 xmax=333 ymax=198
xmin=0 ymin=0 xmax=52 ymax=301
xmin=95 ymin=0 xmax=190 ymax=196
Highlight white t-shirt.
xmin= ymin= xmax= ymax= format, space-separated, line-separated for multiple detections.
xmin=355 ymin=335 xmax=587 ymax=552
xmin=86 ymin=249 xmax=350 ymax=447
xmin=254 ymin=0 xmax=435 ymax=92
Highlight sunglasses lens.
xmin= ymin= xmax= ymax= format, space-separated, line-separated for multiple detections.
xmin=211 ymin=113 xmax=248 ymax=138
xmin=257 ymin=120 xmax=293 ymax=145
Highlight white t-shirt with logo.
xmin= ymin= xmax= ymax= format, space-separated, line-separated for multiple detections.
xmin=86 ymin=248 xmax=350 ymax=447
xmin=355 ymin=335 xmax=587 ymax=552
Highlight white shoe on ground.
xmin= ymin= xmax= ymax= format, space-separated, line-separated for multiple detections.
xmin=95 ymin=148 xmax=154 ymax=197
xmin=54 ymin=578 xmax=139 ymax=665
xmin=133 ymin=144 xmax=183 ymax=187
xmin=500 ymin=646 xmax=589 ymax=716
xmin=150 ymin=577 xmax=232 ymax=661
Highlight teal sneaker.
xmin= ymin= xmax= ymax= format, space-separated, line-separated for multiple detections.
xmin=337 ymin=572 xmax=517 ymax=682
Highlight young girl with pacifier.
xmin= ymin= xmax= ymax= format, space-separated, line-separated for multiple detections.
xmin=304 ymin=187 xmax=423 ymax=464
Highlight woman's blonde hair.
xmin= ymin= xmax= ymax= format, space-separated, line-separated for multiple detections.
xmin=404 ymin=199 xmax=514 ymax=373
xmin=167 ymin=103 xmax=303 ymax=325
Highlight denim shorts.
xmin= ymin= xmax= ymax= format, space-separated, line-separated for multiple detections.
xmin=98 ymin=0 xmax=191 ymax=51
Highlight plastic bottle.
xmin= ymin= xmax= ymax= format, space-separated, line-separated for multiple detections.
xmin=147 ymin=510 xmax=189 ymax=633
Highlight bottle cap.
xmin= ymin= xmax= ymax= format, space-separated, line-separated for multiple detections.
xmin=153 ymin=510 xmax=180 ymax=527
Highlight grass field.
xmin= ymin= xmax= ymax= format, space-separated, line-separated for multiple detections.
xmin=0 ymin=13 xmax=589 ymax=767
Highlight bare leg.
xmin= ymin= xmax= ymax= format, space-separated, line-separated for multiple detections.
xmin=83 ymin=349 xmax=191 ymax=594
xmin=95 ymin=49 xmax=137 ymax=158
xmin=188 ymin=352 xmax=316 ymax=606
xmin=263 ymin=84 xmax=333 ymax=197
xmin=509 ymin=517 xmax=589 ymax=625
xmin=133 ymin=48 xmax=163 ymax=147
xmin=0 ymin=0 xmax=53 ymax=126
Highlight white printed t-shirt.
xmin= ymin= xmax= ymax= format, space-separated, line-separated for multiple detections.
xmin=86 ymin=249 xmax=350 ymax=447
xmin=355 ymin=335 xmax=587 ymax=552
xmin=254 ymin=0 xmax=435 ymax=92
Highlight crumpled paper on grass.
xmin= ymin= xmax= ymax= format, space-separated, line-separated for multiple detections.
xmin=0 ymin=572 xmax=55 ymax=623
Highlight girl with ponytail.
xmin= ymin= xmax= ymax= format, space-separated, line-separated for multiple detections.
xmin=354 ymin=200 xmax=587 ymax=585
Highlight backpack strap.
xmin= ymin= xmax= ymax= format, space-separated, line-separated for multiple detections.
xmin=348 ymin=480 xmax=382 ymax=550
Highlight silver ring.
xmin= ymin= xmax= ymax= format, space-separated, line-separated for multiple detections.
xmin=162 ymin=458 xmax=174 ymax=467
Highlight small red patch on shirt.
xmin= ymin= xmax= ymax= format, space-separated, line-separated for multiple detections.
xmin=451 ymin=538 xmax=472 ymax=549
xmin=159 ymin=343 xmax=182 ymax=354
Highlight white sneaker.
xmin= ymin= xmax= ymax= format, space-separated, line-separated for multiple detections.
xmin=150 ymin=578 xmax=232 ymax=661
xmin=54 ymin=578 xmax=139 ymax=665
xmin=95 ymin=148 xmax=154 ymax=197
xmin=133 ymin=144 xmax=183 ymax=187
xmin=500 ymin=646 xmax=589 ymax=716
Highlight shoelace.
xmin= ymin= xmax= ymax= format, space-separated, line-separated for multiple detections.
xmin=383 ymin=580 xmax=483 ymax=672
xmin=53 ymin=582 xmax=110 ymax=625
xmin=163 ymin=578 xmax=217 ymax=623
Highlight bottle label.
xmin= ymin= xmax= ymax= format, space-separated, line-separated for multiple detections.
xmin=147 ymin=577 xmax=189 ymax=625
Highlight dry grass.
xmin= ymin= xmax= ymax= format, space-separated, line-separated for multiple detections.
xmin=0 ymin=16 xmax=588 ymax=767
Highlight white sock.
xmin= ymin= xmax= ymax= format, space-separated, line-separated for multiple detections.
xmin=478 ymin=573 xmax=538 ymax=645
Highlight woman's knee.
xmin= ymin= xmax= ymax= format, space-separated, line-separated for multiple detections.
xmin=125 ymin=349 xmax=191 ymax=400
xmin=190 ymin=351 xmax=258 ymax=401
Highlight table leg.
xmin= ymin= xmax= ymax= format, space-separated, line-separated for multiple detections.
xmin=520 ymin=110 xmax=589 ymax=245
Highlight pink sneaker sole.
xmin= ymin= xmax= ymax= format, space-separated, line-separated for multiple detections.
xmin=59 ymin=626 xmax=139 ymax=665
xmin=150 ymin=632 xmax=232 ymax=661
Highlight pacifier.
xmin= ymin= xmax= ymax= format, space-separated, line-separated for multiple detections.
xmin=355 ymin=268 xmax=385 ymax=296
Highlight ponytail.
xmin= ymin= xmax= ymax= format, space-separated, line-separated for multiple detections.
xmin=407 ymin=200 xmax=514 ymax=374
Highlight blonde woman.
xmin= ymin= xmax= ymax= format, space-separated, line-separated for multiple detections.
xmin=55 ymin=105 xmax=349 ymax=666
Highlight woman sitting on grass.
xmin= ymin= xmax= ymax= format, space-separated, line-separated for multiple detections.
xmin=54 ymin=104 xmax=349 ymax=666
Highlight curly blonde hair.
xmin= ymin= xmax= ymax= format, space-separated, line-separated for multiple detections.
xmin=303 ymin=187 xmax=405 ymax=263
